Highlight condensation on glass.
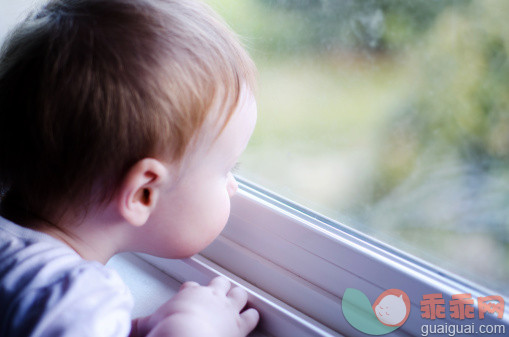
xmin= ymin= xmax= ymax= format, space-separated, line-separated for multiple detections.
xmin=207 ymin=0 xmax=509 ymax=295
xmin=0 ymin=0 xmax=506 ymax=295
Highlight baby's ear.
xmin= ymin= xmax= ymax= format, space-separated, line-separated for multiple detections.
xmin=116 ymin=158 xmax=170 ymax=227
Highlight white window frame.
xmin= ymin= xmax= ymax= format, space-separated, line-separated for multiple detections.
xmin=136 ymin=178 xmax=509 ymax=336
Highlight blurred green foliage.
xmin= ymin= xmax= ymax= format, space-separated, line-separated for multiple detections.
xmin=206 ymin=0 xmax=509 ymax=291
xmin=371 ymin=1 xmax=509 ymax=213
xmin=259 ymin=0 xmax=469 ymax=52
xmin=363 ymin=0 xmax=509 ymax=287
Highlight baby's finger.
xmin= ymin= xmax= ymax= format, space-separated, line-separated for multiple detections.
xmin=227 ymin=286 xmax=248 ymax=311
xmin=179 ymin=281 xmax=200 ymax=291
xmin=239 ymin=308 xmax=260 ymax=335
xmin=208 ymin=276 xmax=231 ymax=294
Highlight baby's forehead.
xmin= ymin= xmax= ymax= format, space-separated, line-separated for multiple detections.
xmin=200 ymin=88 xmax=255 ymax=136
xmin=183 ymin=89 xmax=256 ymax=160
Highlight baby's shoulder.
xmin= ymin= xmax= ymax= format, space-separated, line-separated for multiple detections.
xmin=0 ymin=218 xmax=133 ymax=337
xmin=0 ymin=217 xmax=102 ymax=292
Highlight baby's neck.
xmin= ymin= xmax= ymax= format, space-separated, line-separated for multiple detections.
xmin=25 ymin=206 xmax=128 ymax=264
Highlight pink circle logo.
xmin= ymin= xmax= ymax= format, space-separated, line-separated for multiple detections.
xmin=372 ymin=289 xmax=411 ymax=327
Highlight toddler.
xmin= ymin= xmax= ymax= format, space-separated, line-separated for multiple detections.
xmin=0 ymin=0 xmax=259 ymax=336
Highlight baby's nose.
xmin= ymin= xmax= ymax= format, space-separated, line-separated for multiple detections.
xmin=227 ymin=173 xmax=239 ymax=198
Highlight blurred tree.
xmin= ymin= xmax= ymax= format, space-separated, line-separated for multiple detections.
xmin=259 ymin=0 xmax=469 ymax=52
xmin=363 ymin=1 xmax=509 ymax=290
xmin=369 ymin=0 xmax=509 ymax=238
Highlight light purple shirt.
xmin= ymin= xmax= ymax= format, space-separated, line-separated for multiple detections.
xmin=0 ymin=217 xmax=133 ymax=337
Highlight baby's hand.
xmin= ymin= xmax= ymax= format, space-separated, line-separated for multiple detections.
xmin=135 ymin=277 xmax=259 ymax=337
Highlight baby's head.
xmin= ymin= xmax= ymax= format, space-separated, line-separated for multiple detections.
xmin=0 ymin=0 xmax=256 ymax=257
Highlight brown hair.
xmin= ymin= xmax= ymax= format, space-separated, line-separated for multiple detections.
xmin=0 ymin=0 xmax=256 ymax=222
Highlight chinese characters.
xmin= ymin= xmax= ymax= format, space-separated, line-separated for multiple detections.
xmin=421 ymin=294 xmax=504 ymax=320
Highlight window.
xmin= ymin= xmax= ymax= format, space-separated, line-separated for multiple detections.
xmin=2 ymin=0 xmax=508 ymax=336
xmin=206 ymin=0 xmax=509 ymax=296
xmin=139 ymin=178 xmax=509 ymax=335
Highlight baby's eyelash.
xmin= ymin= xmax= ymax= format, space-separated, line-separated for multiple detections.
xmin=231 ymin=162 xmax=241 ymax=173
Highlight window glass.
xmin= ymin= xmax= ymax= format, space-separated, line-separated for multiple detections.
xmin=0 ymin=0 xmax=506 ymax=295
xmin=206 ymin=0 xmax=509 ymax=295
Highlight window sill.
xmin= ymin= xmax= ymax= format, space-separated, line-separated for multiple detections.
xmin=110 ymin=179 xmax=509 ymax=336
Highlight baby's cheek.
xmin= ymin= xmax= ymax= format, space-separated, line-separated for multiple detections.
xmin=215 ymin=193 xmax=231 ymax=231
xmin=202 ymin=189 xmax=231 ymax=237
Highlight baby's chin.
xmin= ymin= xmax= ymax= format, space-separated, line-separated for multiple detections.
xmin=151 ymin=248 xmax=200 ymax=260
xmin=132 ymin=244 xmax=196 ymax=260
xmin=156 ymin=240 xmax=215 ymax=259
